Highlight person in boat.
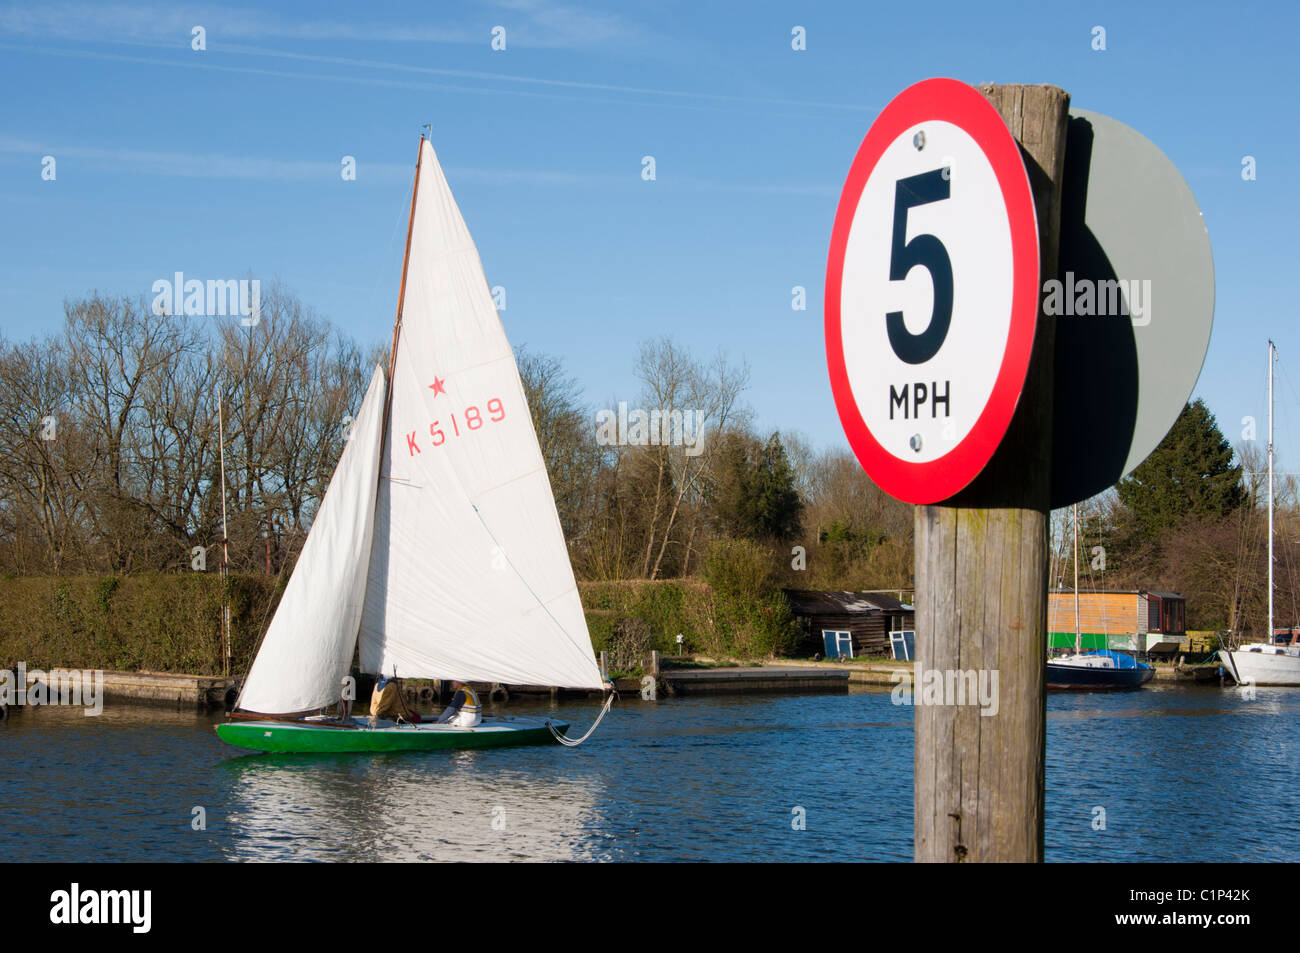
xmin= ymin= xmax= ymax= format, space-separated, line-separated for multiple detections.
xmin=436 ymin=681 xmax=482 ymax=728
xmin=369 ymin=675 xmax=403 ymax=725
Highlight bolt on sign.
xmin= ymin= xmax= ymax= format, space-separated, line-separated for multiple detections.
xmin=825 ymin=77 xmax=1040 ymax=504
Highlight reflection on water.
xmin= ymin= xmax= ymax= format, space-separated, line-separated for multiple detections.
xmin=219 ymin=750 xmax=604 ymax=862
xmin=1 ymin=684 xmax=1296 ymax=861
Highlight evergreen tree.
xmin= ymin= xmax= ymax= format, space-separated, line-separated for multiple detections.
xmin=748 ymin=433 xmax=803 ymax=541
xmin=708 ymin=431 xmax=803 ymax=542
xmin=1115 ymin=399 xmax=1244 ymax=538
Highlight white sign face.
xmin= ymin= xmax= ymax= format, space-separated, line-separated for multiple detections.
xmin=839 ymin=121 xmax=1014 ymax=463
xmin=825 ymin=78 xmax=1040 ymax=504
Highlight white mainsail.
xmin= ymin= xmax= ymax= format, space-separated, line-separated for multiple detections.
xmin=359 ymin=139 xmax=604 ymax=690
xmin=238 ymin=365 xmax=387 ymax=713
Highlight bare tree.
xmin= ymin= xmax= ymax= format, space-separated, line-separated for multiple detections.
xmin=517 ymin=347 xmax=603 ymax=547
xmin=0 ymin=335 xmax=94 ymax=571
xmin=634 ymin=337 xmax=749 ymax=579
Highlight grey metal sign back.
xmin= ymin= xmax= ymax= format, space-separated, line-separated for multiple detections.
xmin=1050 ymin=108 xmax=1215 ymax=508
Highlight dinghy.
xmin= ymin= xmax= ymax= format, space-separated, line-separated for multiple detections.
xmin=216 ymin=135 xmax=611 ymax=754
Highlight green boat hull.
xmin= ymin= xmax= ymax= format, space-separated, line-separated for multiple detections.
xmin=215 ymin=716 xmax=568 ymax=754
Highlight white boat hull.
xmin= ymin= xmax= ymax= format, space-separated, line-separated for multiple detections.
xmin=1219 ymin=645 xmax=1300 ymax=686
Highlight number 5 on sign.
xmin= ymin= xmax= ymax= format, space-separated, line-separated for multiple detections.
xmin=825 ymin=77 xmax=1040 ymax=504
xmin=886 ymin=169 xmax=953 ymax=365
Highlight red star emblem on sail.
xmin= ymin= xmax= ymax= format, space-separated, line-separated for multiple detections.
xmin=428 ymin=376 xmax=446 ymax=397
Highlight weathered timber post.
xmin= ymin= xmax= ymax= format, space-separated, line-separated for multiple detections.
xmin=913 ymin=84 xmax=1070 ymax=863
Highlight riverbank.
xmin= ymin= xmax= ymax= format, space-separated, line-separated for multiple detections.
xmin=0 ymin=656 xmax=1233 ymax=717
xmin=0 ymin=668 xmax=238 ymax=713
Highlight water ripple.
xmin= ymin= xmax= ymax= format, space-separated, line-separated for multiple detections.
xmin=1 ymin=685 xmax=1295 ymax=861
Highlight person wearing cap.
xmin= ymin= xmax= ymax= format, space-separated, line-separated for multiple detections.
xmin=436 ymin=680 xmax=482 ymax=727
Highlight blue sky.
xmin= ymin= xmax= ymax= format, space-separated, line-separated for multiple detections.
xmin=1 ymin=0 xmax=1297 ymax=471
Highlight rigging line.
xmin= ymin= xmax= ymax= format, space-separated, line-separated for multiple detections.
xmin=547 ymin=691 xmax=615 ymax=746
xmin=476 ymin=464 xmax=547 ymax=499
xmin=1274 ymin=359 xmax=1300 ymax=467
xmin=470 ymin=503 xmax=602 ymax=677
xmin=368 ymin=178 xmax=414 ymax=335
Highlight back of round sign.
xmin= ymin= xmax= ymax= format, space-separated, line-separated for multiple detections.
xmin=1049 ymin=109 xmax=1214 ymax=508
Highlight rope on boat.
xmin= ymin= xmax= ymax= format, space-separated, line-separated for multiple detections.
xmin=547 ymin=691 xmax=615 ymax=747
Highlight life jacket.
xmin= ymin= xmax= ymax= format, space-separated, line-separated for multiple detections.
xmin=455 ymin=686 xmax=481 ymax=715
xmin=446 ymin=685 xmax=481 ymax=727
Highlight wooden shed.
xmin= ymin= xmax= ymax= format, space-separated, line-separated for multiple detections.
xmin=783 ymin=589 xmax=915 ymax=658
xmin=1048 ymin=588 xmax=1186 ymax=653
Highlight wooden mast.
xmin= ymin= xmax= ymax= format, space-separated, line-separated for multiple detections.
xmin=383 ymin=133 xmax=426 ymax=434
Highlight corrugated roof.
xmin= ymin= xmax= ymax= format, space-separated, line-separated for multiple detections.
xmin=783 ymin=589 xmax=911 ymax=614
xmin=1051 ymin=588 xmax=1185 ymax=599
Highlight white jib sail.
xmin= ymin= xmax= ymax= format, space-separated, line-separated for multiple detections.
xmin=239 ymin=365 xmax=387 ymax=713
xmin=359 ymin=139 xmax=604 ymax=690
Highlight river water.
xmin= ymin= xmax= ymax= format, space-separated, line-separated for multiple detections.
xmin=1 ymin=684 xmax=1295 ymax=862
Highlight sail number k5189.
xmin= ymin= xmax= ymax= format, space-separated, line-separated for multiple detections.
xmin=405 ymin=398 xmax=506 ymax=455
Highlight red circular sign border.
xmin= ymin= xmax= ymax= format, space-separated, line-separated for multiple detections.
xmin=825 ymin=77 xmax=1039 ymax=504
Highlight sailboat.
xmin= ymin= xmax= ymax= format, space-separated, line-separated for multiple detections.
xmin=1219 ymin=340 xmax=1300 ymax=687
xmin=1046 ymin=504 xmax=1154 ymax=690
xmin=216 ymin=135 xmax=611 ymax=753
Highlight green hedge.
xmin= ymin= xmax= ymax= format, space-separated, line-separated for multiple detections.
xmin=579 ymin=550 xmax=797 ymax=661
xmin=0 ymin=565 xmax=797 ymax=675
xmin=0 ymin=573 xmax=282 ymax=675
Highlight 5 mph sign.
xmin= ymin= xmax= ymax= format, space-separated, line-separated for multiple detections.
xmin=825 ymin=78 xmax=1040 ymax=503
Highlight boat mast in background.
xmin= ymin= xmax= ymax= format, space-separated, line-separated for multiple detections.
xmin=1268 ymin=339 xmax=1275 ymax=646
xmin=1073 ymin=503 xmax=1081 ymax=655
xmin=1216 ymin=339 xmax=1300 ymax=685
xmin=218 ymin=390 xmax=231 ymax=677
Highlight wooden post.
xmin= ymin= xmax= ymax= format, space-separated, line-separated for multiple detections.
xmin=913 ymin=84 xmax=1070 ymax=863
xmin=650 ymin=650 xmax=660 ymax=678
